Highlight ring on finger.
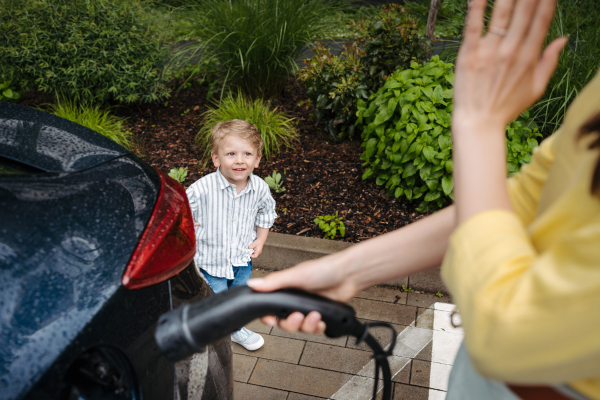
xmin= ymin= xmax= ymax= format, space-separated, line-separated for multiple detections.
xmin=489 ymin=26 xmax=508 ymax=36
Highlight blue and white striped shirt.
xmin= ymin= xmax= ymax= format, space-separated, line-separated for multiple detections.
xmin=186 ymin=168 xmax=277 ymax=279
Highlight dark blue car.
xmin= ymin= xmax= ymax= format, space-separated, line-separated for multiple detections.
xmin=0 ymin=102 xmax=232 ymax=400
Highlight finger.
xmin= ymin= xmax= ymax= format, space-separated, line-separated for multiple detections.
xmin=261 ymin=315 xmax=277 ymax=326
xmin=316 ymin=321 xmax=326 ymax=335
xmin=488 ymin=0 xmax=516 ymax=33
xmin=504 ymin=0 xmax=540 ymax=46
xmin=279 ymin=312 xmax=304 ymax=332
xmin=300 ymin=311 xmax=323 ymax=334
xmin=461 ymin=0 xmax=487 ymax=54
xmin=521 ymin=0 xmax=557 ymax=52
xmin=533 ymin=37 xmax=567 ymax=98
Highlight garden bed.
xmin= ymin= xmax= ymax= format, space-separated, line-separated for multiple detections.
xmin=112 ymin=78 xmax=431 ymax=243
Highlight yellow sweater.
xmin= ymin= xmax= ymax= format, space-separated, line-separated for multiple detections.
xmin=441 ymin=68 xmax=600 ymax=399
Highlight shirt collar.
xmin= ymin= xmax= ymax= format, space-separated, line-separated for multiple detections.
xmin=216 ymin=168 xmax=255 ymax=193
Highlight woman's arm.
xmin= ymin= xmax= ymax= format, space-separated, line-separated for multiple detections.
xmin=248 ymin=205 xmax=455 ymax=332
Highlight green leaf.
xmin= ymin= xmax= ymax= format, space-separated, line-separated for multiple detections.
xmin=2 ymin=89 xmax=14 ymax=99
xmin=405 ymin=188 xmax=413 ymax=200
xmin=445 ymin=159 xmax=453 ymax=173
xmin=402 ymin=163 xmax=417 ymax=178
xmin=424 ymin=191 xmax=441 ymax=202
xmin=365 ymin=138 xmax=377 ymax=158
xmin=442 ymin=176 xmax=454 ymax=195
xmin=395 ymin=187 xmax=404 ymax=198
xmin=362 ymin=168 xmax=374 ymax=180
xmin=387 ymin=98 xmax=398 ymax=116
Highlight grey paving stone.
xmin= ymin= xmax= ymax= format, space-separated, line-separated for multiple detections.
xmin=410 ymin=359 xmax=431 ymax=388
xmin=406 ymin=292 xmax=453 ymax=309
xmin=415 ymin=340 xmax=433 ymax=362
xmin=393 ymin=383 xmax=430 ymax=400
xmin=346 ymin=320 xmax=408 ymax=352
xmin=287 ymin=393 xmax=326 ymax=400
xmin=232 ymin=334 xmax=305 ymax=364
xmin=407 ymin=266 xmax=448 ymax=295
xmin=347 ymin=298 xmax=417 ymax=326
xmin=355 ymin=286 xmax=407 ymax=304
xmin=234 ymin=382 xmax=288 ymax=400
xmin=299 ymin=342 xmax=373 ymax=374
xmin=232 ymin=354 xmax=257 ymax=383
xmin=245 ymin=318 xmax=273 ymax=335
xmin=248 ymin=359 xmax=353 ymax=398
xmin=270 ymin=325 xmax=348 ymax=347
xmin=416 ymin=307 xmax=434 ymax=329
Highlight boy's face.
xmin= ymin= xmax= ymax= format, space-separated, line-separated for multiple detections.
xmin=211 ymin=135 xmax=261 ymax=186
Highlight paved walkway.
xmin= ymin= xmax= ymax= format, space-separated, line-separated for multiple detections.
xmin=232 ymin=269 xmax=463 ymax=400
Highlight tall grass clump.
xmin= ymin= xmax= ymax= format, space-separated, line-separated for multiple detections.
xmin=0 ymin=0 xmax=172 ymax=105
xmin=530 ymin=0 xmax=600 ymax=136
xmin=197 ymin=92 xmax=299 ymax=163
xmin=177 ymin=0 xmax=350 ymax=99
xmin=44 ymin=100 xmax=138 ymax=152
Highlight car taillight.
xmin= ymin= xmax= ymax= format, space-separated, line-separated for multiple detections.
xmin=122 ymin=170 xmax=196 ymax=289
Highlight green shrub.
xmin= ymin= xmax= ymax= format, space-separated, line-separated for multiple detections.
xmin=297 ymin=42 xmax=368 ymax=141
xmin=354 ymin=4 xmax=431 ymax=91
xmin=0 ymin=80 xmax=21 ymax=102
xmin=173 ymin=58 xmax=223 ymax=99
xmin=177 ymin=0 xmax=348 ymax=99
xmin=297 ymin=4 xmax=429 ymax=142
xmin=0 ymin=0 xmax=172 ymax=105
xmin=314 ymin=212 xmax=345 ymax=240
xmin=506 ymin=111 xmax=543 ymax=177
xmin=44 ymin=100 xmax=138 ymax=152
xmin=358 ymin=56 xmax=541 ymax=212
xmin=358 ymin=57 xmax=455 ymax=212
xmin=197 ymin=92 xmax=299 ymax=163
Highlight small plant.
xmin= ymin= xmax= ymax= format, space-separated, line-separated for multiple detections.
xmin=314 ymin=211 xmax=346 ymax=240
xmin=0 ymin=0 xmax=172 ymax=105
xmin=197 ymin=91 xmax=299 ymax=164
xmin=401 ymin=284 xmax=414 ymax=293
xmin=436 ymin=291 xmax=444 ymax=298
xmin=0 ymin=80 xmax=21 ymax=102
xmin=265 ymin=171 xmax=286 ymax=193
xmin=43 ymin=100 xmax=138 ymax=152
xmin=168 ymin=167 xmax=188 ymax=184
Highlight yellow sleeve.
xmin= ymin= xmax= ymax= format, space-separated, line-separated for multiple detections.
xmin=507 ymin=133 xmax=557 ymax=226
xmin=441 ymin=210 xmax=600 ymax=384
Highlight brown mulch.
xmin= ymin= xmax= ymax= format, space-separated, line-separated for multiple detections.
xmin=25 ymin=78 xmax=431 ymax=243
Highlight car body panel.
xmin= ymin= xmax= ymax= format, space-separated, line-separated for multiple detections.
xmin=0 ymin=102 xmax=128 ymax=173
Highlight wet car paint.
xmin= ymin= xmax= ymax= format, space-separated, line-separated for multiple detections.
xmin=0 ymin=102 xmax=232 ymax=400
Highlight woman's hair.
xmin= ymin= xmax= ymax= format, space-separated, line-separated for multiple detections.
xmin=579 ymin=112 xmax=600 ymax=197
xmin=210 ymin=119 xmax=263 ymax=156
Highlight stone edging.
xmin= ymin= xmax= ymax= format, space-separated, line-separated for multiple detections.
xmin=254 ymin=232 xmax=449 ymax=295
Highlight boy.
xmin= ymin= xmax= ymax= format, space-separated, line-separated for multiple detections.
xmin=186 ymin=119 xmax=276 ymax=351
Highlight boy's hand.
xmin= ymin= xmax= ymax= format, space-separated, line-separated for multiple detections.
xmin=194 ymin=222 xmax=199 ymax=227
xmin=248 ymin=240 xmax=264 ymax=258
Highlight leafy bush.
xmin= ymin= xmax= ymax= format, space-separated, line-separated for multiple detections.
xmin=506 ymin=111 xmax=542 ymax=177
xmin=197 ymin=92 xmax=299 ymax=163
xmin=0 ymin=0 xmax=172 ymax=105
xmin=297 ymin=4 xmax=429 ymax=142
xmin=177 ymin=0 xmax=348 ymax=99
xmin=359 ymin=56 xmax=543 ymax=212
xmin=169 ymin=167 xmax=188 ymax=183
xmin=314 ymin=212 xmax=346 ymax=240
xmin=0 ymin=80 xmax=20 ymax=102
xmin=354 ymin=4 xmax=431 ymax=91
xmin=297 ymin=42 xmax=368 ymax=141
xmin=173 ymin=58 xmax=223 ymax=99
xmin=358 ymin=57 xmax=455 ymax=212
xmin=265 ymin=171 xmax=286 ymax=193
xmin=44 ymin=100 xmax=138 ymax=152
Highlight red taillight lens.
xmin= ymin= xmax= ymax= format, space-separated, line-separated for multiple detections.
xmin=122 ymin=170 xmax=196 ymax=289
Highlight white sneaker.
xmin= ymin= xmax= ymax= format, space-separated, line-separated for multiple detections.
xmin=231 ymin=327 xmax=264 ymax=351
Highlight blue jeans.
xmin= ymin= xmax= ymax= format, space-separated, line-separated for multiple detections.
xmin=201 ymin=261 xmax=253 ymax=294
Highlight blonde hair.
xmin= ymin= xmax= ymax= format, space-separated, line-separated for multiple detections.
xmin=210 ymin=119 xmax=263 ymax=156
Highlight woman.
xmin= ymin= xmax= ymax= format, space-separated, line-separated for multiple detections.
xmin=248 ymin=0 xmax=600 ymax=398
